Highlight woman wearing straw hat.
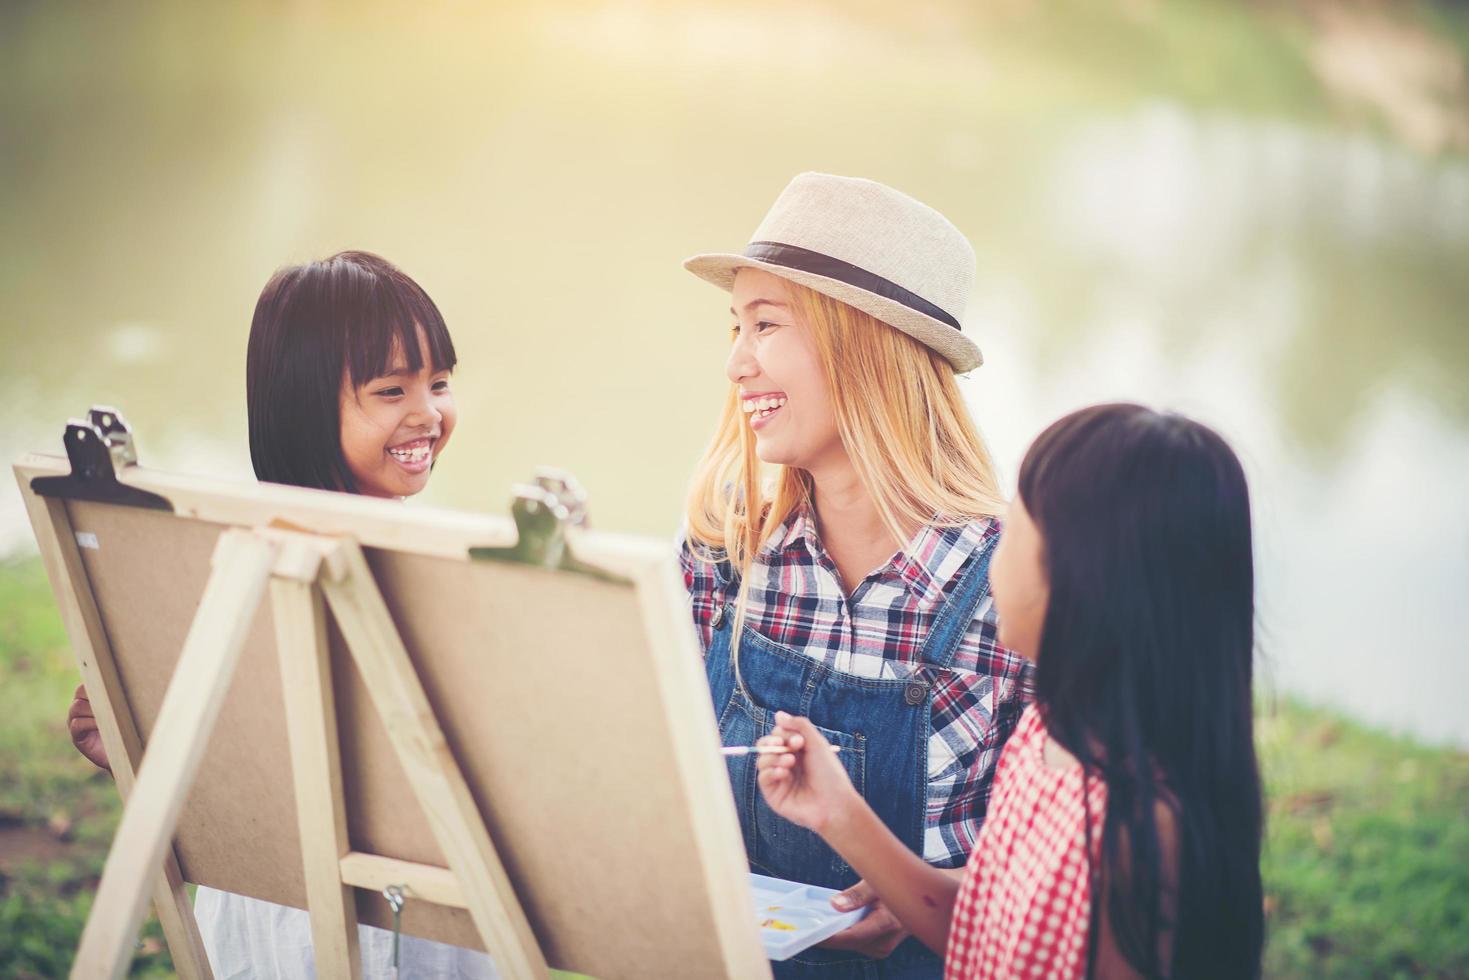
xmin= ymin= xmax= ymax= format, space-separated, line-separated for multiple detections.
xmin=679 ymin=173 xmax=1033 ymax=979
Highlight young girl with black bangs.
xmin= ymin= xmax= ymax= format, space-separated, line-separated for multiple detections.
xmin=756 ymin=403 xmax=1265 ymax=979
xmin=66 ymin=251 xmax=495 ymax=979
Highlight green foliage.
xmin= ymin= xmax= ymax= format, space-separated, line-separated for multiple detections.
xmin=1258 ymin=700 xmax=1469 ymax=978
xmin=0 ymin=557 xmax=172 ymax=978
xmin=973 ymin=0 xmax=1328 ymax=119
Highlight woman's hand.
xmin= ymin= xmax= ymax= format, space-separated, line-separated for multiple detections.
xmin=816 ymin=879 xmax=912 ymax=958
xmin=755 ymin=711 xmax=860 ymax=835
xmin=67 ymin=684 xmax=111 ymax=772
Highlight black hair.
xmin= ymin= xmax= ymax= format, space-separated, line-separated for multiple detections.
xmin=245 ymin=251 xmax=457 ymax=492
xmin=1017 ymin=403 xmax=1263 ymax=979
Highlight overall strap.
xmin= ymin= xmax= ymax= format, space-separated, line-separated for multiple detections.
xmin=917 ymin=531 xmax=998 ymax=671
xmin=712 ymin=556 xmax=738 ymax=595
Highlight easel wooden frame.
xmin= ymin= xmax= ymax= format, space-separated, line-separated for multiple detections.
xmin=18 ymin=427 xmax=771 ymax=980
xmin=63 ymin=525 xmax=551 ymax=980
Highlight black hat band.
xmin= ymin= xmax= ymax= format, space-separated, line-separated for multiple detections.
xmin=743 ymin=241 xmax=962 ymax=331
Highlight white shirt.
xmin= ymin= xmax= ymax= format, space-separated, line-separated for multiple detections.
xmin=195 ymin=886 xmax=499 ymax=979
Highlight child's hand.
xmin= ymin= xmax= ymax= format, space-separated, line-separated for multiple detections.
xmin=67 ymin=684 xmax=110 ymax=772
xmin=756 ymin=711 xmax=859 ymax=835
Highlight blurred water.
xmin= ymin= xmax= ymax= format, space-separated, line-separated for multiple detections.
xmin=3 ymin=3 xmax=1466 ymax=745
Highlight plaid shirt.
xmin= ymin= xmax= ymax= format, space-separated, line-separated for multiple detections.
xmin=680 ymin=504 xmax=1034 ymax=867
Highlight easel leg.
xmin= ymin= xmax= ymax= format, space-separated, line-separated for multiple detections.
xmin=273 ymin=577 xmax=362 ymax=979
xmin=71 ymin=530 xmax=277 ymax=980
xmin=320 ymin=540 xmax=550 ymax=980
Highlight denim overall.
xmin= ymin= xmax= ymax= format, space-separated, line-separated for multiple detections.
xmin=705 ymin=544 xmax=994 ymax=980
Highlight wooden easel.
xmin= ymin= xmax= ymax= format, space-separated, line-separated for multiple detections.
xmin=21 ymin=408 xmax=771 ymax=980
xmin=23 ymin=470 xmax=215 ymax=980
xmin=69 ymin=523 xmax=550 ymax=980
xmin=25 ymin=411 xmax=552 ymax=978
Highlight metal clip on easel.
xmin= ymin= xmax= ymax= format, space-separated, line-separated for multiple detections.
xmin=470 ymin=467 xmax=625 ymax=583
xmin=532 ymin=467 xmax=588 ymax=528
xmin=29 ymin=405 xmax=171 ymax=511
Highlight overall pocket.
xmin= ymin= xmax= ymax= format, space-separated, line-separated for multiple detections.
xmin=715 ymin=688 xmax=762 ymax=857
xmin=733 ymin=694 xmax=868 ymax=888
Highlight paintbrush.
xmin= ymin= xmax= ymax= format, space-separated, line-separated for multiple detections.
xmin=721 ymin=744 xmax=843 ymax=757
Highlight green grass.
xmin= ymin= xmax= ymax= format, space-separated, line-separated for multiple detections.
xmin=1257 ymin=700 xmax=1469 ymax=977
xmin=0 ymin=554 xmax=1465 ymax=977
xmin=0 ymin=556 xmax=171 ymax=979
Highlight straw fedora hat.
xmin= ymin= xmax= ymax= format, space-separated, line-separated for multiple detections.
xmin=683 ymin=172 xmax=982 ymax=372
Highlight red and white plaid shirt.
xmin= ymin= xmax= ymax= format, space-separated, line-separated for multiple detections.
xmin=680 ymin=503 xmax=1034 ymax=866
xmin=945 ymin=704 xmax=1107 ymax=979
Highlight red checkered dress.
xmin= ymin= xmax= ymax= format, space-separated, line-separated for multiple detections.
xmin=945 ymin=704 xmax=1107 ymax=980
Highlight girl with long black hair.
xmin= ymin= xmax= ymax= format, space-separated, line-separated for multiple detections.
xmin=754 ymin=403 xmax=1265 ymax=979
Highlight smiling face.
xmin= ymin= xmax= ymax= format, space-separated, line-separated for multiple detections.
xmin=727 ymin=268 xmax=843 ymax=471
xmin=989 ymin=494 xmax=1051 ymax=661
xmin=339 ymin=326 xmax=457 ymax=498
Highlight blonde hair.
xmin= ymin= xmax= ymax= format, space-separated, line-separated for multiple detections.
xmin=685 ymin=280 xmax=1005 ymax=595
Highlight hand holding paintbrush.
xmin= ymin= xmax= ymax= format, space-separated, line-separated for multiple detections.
xmin=751 ymin=711 xmax=862 ymax=836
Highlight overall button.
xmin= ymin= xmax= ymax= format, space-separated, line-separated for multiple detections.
xmin=711 ymin=605 xmax=727 ymax=630
xmin=904 ymin=681 xmax=928 ymax=706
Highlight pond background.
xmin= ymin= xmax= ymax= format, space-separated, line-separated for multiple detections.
xmin=3 ymin=0 xmax=1467 ymax=747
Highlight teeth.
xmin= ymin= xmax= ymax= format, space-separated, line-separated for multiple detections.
xmin=388 ymin=442 xmax=431 ymax=463
xmin=742 ymin=396 xmax=787 ymax=415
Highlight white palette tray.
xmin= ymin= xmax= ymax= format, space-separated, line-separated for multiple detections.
xmin=750 ymin=872 xmax=870 ymax=961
